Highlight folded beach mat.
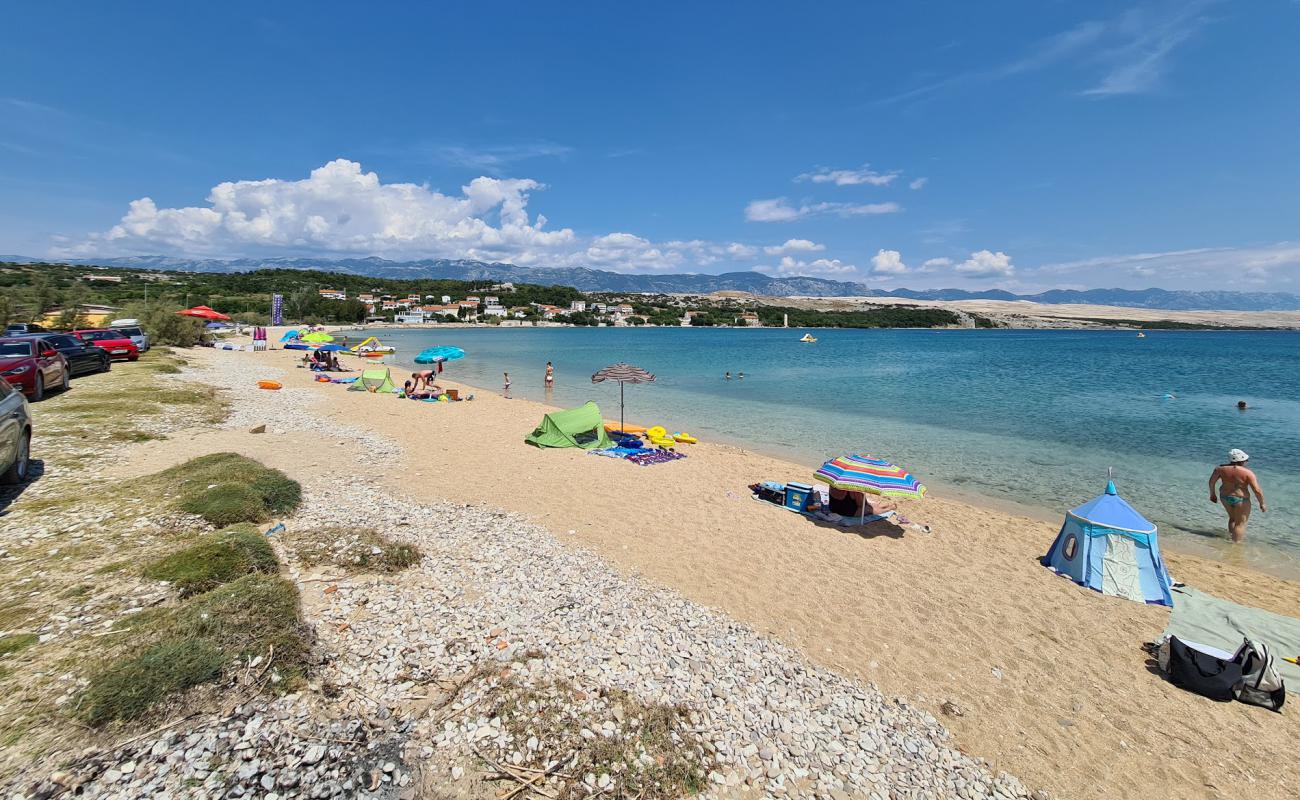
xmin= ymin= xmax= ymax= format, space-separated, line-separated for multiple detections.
xmin=1163 ymin=585 xmax=1300 ymax=690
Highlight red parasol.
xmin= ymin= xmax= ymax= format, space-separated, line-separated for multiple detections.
xmin=176 ymin=305 xmax=231 ymax=321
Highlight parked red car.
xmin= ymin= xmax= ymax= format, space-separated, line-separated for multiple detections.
xmin=0 ymin=337 xmax=70 ymax=401
xmin=73 ymin=329 xmax=140 ymax=361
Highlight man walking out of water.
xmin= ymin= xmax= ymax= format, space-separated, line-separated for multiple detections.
xmin=1208 ymin=449 xmax=1267 ymax=543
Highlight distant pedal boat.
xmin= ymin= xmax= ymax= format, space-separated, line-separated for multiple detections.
xmin=800 ymin=333 xmax=818 ymax=343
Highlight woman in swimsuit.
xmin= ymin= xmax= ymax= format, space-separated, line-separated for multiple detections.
xmin=545 ymin=361 xmax=554 ymax=388
xmin=1209 ymin=449 xmax=1267 ymax=543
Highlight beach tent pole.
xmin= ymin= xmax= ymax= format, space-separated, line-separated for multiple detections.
xmin=620 ymin=381 xmax=625 ymax=431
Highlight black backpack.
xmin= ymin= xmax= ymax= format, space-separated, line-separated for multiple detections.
xmin=1166 ymin=636 xmax=1242 ymax=701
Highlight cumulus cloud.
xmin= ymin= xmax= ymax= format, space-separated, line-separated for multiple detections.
xmin=870 ymin=249 xmax=908 ymax=275
xmin=764 ymin=238 xmax=826 ymax=256
xmin=66 ymin=159 xmax=577 ymax=264
xmin=758 ymin=256 xmax=857 ymax=278
xmin=745 ymin=197 xmax=901 ymax=222
xmin=909 ymin=177 xmax=928 ymax=190
xmin=796 ymin=164 xmax=900 ymax=187
xmin=61 ymin=159 xmax=798 ymax=274
xmin=954 ymin=250 xmax=1015 ymax=277
xmin=919 ymin=257 xmax=954 ymax=272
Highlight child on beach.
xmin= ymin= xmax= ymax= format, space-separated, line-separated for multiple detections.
xmin=503 ymin=372 xmax=512 ymax=398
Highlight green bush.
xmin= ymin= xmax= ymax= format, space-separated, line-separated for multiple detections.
xmin=143 ymin=526 xmax=279 ymax=596
xmin=78 ymin=574 xmax=307 ymax=726
xmin=78 ymin=639 xmax=224 ymax=726
xmin=155 ymin=453 xmax=302 ymax=525
xmin=180 ymin=483 xmax=270 ymax=526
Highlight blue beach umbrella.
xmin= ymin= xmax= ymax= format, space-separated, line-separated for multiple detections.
xmin=414 ymin=346 xmax=466 ymax=364
xmin=316 ymin=343 xmax=346 ymax=352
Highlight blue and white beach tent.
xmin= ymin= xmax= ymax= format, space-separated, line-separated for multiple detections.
xmin=1042 ymin=480 xmax=1174 ymax=607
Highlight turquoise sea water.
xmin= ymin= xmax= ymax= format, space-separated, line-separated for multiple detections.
xmin=358 ymin=326 xmax=1300 ymax=576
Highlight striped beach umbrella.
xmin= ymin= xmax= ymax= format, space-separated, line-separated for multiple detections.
xmin=814 ymin=454 xmax=925 ymax=523
xmin=591 ymin=363 xmax=655 ymax=433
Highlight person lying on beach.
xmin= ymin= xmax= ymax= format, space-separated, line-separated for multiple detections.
xmin=1209 ymin=449 xmax=1267 ymax=543
xmin=827 ymin=487 xmax=896 ymax=518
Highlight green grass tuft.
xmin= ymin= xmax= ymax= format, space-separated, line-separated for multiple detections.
xmin=77 ymin=639 xmax=224 ymax=727
xmin=0 ymin=634 xmax=38 ymax=657
xmin=143 ymin=526 xmax=279 ymax=597
xmin=179 ymin=483 xmax=272 ymax=527
xmin=158 ymin=453 xmax=301 ymax=526
xmin=78 ymin=573 xmax=308 ymax=726
xmin=285 ymin=527 xmax=422 ymax=574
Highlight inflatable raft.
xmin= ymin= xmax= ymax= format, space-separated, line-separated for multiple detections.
xmin=257 ymin=380 xmax=282 ymax=390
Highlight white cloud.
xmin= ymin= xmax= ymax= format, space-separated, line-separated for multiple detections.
xmin=955 ymin=250 xmax=1015 ymax=277
xmin=870 ymin=249 xmax=908 ymax=275
xmin=919 ymin=257 xmax=954 ymax=272
xmin=758 ymin=256 xmax=857 ymax=278
xmin=60 ymin=159 xmax=772 ymax=274
xmin=796 ymin=164 xmax=900 ymax=187
xmin=1034 ymin=242 xmax=1300 ymax=289
xmin=909 ymin=177 xmax=928 ymax=190
xmin=764 ymin=238 xmax=826 ymax=256
xmin=426 ymin=142 xmax=572 ymax=171
xmin=745 ymin=197 xmax=901 ymax=222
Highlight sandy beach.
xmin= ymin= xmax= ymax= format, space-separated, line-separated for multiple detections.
xmin=124 ymin=339 xmax=1300 ymax=800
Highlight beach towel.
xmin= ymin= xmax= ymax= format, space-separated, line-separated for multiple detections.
xmin=626 ymin=450 xmax=685 ymax=466
xmin=1163 ymin=585 xmax=1300 ymax=691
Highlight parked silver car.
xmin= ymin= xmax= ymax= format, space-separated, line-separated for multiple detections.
xmin=109 ymin=319 xmax=150 ymax=352
xmin=0 ymin=378 xmax=32 ymax=483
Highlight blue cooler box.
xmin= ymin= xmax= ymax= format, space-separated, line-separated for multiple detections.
xmin=784 ymin=482 xmax=814 ymax=512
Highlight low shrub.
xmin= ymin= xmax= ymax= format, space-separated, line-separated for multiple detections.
xmin=180 ymin=483 xmax=271 ymax=526
xmin=155 ymin=453 xmax=301 ymax=525
xmin=143 ymin=525 xmax=279 ymax=596
xmin=78 ymin=573 xmax=308 ymax=726
xmin=286 ymin=527 xmax=422 ymax=574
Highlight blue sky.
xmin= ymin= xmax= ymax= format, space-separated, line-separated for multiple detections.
xmin=2 ymin=1 xmax=1299 ymax=291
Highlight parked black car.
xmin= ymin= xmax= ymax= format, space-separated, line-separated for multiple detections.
xmin=0 ymin=378 xmax=32 ymax=483
xmin=30 ymin=333 xmax=111 ymax=376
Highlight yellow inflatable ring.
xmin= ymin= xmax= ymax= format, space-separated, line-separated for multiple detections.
xmin=673 ymin=433 xmax=698 ymax=444
xmin=646 ymin=425 xmax=668 ymax=440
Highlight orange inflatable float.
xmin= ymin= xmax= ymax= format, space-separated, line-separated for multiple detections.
xmin=257 ymin=380 xmax=282 ymax=390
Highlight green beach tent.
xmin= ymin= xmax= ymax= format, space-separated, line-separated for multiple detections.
xmin=525 ymin=401 xmax=614 ymax=450
xmin=348 ymin=367 xmax=399 ymax=394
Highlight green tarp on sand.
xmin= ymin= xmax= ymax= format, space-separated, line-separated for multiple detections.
xmin=525 ymin=401 xmax=613 ymax=450
xmin=1164 ymin=585 xmax=1300 ymax=690
xmin=348 ymin=367 xmax=399 ymax=393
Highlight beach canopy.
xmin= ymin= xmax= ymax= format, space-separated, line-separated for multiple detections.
xmin=814 ymin=454 xmax=927 ymax=499
xmin=591 ymin=362 xmax=655 ymax=432
xmin=525 ymin=401 xmax=614 ymax=450
xmin=347 ymin=367 xmax=399 ymax=394
xmin=301 ymin=332 xmax=333 ymax=343
xmin=177 ymin=305 xmax=231 ymax=321
xmin=279 ymin=330 xmax=301 ymax=342
xmin=1042 ymin=480 xmax=1174 ymax=607
xmin=316 ymin=343 xmax=346 ymax=352
xmin=415 ymin=346 xmax=465 ymax=364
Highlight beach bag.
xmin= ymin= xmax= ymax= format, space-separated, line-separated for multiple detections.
xmin=1165 ymin=637 xmax=1242 ymax=701
xmin=1233 ymin=639 xmax=1286 ymax=712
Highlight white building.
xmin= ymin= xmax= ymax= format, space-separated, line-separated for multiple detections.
xmin=441 ymin=295 xmax=451 ymax=304
xmin=570 ymin=300 xmax=587 ymax=312
xmin=395 ymin=312 xmax=427 ymax=324
xmin=482 ymin=306 xmax=508 ymax=317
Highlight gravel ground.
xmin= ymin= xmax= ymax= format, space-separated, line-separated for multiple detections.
xmin=13 ymin=351 xmax=1041 ymax=799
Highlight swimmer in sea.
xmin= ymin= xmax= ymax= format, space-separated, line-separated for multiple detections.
xmin=1237 ymin=400 xmax=1248 ymax=410
xmin=1208 ymin=448 xmax=1267 ymax=543
xmin=724 ymin=372 xmax=732 ymax=380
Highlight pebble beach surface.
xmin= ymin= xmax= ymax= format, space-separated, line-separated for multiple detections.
xmin=14 ymin=350 xmax=1043 ymax=799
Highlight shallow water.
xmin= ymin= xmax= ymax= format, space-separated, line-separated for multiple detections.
xmin=355 ymin=326 xmax=1300 ymax=577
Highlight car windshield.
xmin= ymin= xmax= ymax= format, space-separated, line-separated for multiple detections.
xmin=114 ymin=327 xmax=143 ymax=336
xmin=45 ymin=335 xmax=79 ymax=348
xmin=79 ymin=330 xmax=119 ymax=341
xmin=0 ymin=342 xmax=33 ymax=357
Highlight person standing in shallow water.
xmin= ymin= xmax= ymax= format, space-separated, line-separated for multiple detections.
xmin=503 ymin=372 xmax=511 ymax=399
xmin=1208 ymin=449 xmax=1267 ymax=543
xmin=545 ymin=361 xmax=554 ymax=388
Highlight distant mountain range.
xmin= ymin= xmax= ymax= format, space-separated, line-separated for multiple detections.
xmin=6 ymin=254 xmax=1300 ymax=312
